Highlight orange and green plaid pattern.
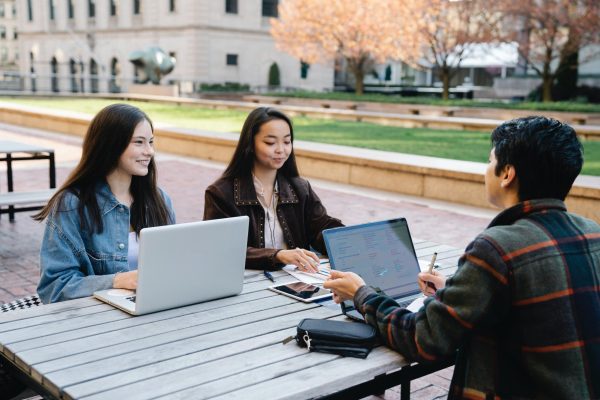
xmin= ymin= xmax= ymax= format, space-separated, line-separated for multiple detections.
xmin=355 ymin=199 xmax=600 ymax=399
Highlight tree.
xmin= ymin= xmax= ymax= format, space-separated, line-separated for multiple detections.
xmin=502 ymin=0 xmax=600 ymax=102
xmin=268 ymin=62 xmax=281 ymax=87
xmin=401 ymin=0 xmax=504 ymax=100
xmin=270 ymin=0 xmax=419 ymax=95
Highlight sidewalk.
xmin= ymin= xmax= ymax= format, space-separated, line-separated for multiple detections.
xmin=0 ymin=123 xmax=493 ymax=400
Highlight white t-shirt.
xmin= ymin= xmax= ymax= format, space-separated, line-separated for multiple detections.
xmin=128 ymin=231 xmax=139 ymax=268
xmin=253 ymin=176 xmax=286 ymax=250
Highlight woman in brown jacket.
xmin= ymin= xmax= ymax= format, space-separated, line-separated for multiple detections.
xmin=203 ymin=107 xmax=343 ymax=271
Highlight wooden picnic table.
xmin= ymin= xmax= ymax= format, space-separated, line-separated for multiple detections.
xmin=0 ymin=240 xmax=460 ymax=400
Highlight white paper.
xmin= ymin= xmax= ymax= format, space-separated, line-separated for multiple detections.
xmin=406 ymin=295 xmax=426 ymax=312
xmin=282 ymin=263 xmax=331 ymax=284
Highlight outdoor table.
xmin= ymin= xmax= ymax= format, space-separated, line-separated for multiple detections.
xmin=0 ymin=241 xmax=460 ymax=400
xmin=0 ymin=140 xmax=56 ymax=221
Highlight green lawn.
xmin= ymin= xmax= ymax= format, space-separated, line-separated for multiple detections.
xmin=2 ymin=97 xmax=599 ymax=176
xmin=268 ymin=91 xmax=600 ymax=113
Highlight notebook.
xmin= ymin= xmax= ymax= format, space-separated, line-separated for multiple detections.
xmin=323 ymin=218 xmax=423 ymax=321
xmin=94 ymin=216 xmax=249 ymax=315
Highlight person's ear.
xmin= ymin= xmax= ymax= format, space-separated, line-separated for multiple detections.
xmin=500 ymin=164 xmax=517 ymax=188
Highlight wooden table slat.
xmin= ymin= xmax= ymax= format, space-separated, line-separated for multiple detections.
xmin=206 ymin=347 xmax=406 ymax=400
xmin=5 ymin=288 xmax=280 ymax=356
xmin=16 ymin=294 xmax=305 ymax=370
xmin=65 ymin=309 xmax=342 ymax=400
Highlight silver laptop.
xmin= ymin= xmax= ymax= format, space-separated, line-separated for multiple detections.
xmin=94 ymin=216 xmax=249 ymax=315
xmin=323 ymin=218 xmax=422 ymax=321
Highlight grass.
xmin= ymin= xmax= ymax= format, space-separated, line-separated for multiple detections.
xmin=268 ymin=91 xmax=600 ymax=113
xmin=1 ymin=96 xmax=599 ymax=176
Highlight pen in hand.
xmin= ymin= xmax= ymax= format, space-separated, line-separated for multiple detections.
xmin=263 ymin=270 xmax=276 ymax=283
xmin=426 ymin=252 xmax=438 ymax=289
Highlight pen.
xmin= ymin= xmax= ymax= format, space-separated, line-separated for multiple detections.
xmin=263 ymin=270 xmax=276 ymax=283
xmin=426 ymin=252 xmax=437 ymax=289
xmin=427 ymin=252 xmax=438 ymax=274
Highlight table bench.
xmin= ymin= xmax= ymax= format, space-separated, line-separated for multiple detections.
xmin=0 ymin=140 xmax=56 ymax=221
xmin=0 ymin=189 xmax=56 ymax=213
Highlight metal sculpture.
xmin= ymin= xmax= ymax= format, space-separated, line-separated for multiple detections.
xmin=128 ymin=47 xmax=176 ymax=84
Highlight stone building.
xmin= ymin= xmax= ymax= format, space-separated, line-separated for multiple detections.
xmin=16 ymin=0 xmax=334 ymax=94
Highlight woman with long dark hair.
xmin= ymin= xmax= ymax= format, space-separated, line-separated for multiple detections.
xmin=34 ymin=103 xmax=175 ymax=303
xmin=204 ymin=107 xmax=342 ymax=271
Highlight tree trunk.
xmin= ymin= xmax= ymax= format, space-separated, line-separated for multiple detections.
xmin=348 ymin=56 xmax=368 ymax=95
xmin=541 ymin=49 xmax=553 ymax=102
xmin=542 ymin=67 xmax=553 ymax=102
xmin=441 ymin=69 xmax=450 ymax=100
xmin=354 ymin=68 xmax=364 ymax=95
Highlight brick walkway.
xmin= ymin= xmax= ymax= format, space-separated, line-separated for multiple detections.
xmin=0 ymin=123 xmax=495 ymax=399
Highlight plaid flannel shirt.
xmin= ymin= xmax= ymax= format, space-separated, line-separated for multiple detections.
xmin=355 ymin=199 xmax=600 ymax=399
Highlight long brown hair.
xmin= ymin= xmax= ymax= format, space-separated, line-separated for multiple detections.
xmin=33 ymin=103 xmax=172 ymax=234
xmin=222 ymin=107 xmax=299 ymax=179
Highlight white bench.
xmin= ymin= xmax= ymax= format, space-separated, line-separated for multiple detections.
xmin=0 ymin=189 xmax=56 ymax=221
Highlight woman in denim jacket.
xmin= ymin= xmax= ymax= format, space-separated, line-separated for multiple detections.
xmin=33 ymin=104 xmax=175 ymax=303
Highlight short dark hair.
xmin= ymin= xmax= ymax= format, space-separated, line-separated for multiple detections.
xmin=491 ymin=116 xmax=583 ymax=201
xmin=222 ymin=107 xmax=299 ymax=179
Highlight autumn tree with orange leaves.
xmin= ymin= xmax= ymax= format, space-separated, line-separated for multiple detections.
xmin=270 ymin=0 xmax=419 ymax=95
xmin=501 ymin=0 xmax=600 ymax=102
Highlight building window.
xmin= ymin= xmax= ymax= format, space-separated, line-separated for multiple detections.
xmin=88 ymin=0 xmax=95 ymax=17
xmin=67 ymin=0 xmax=74 ymax=19
xmin=0 ymin=4 xmax=5 ymax=18
xmin=27 ymin=0 xmax=33 ymax=21
xmin=133 ymin=0 xmax=141 ymax=15
xmin=50 ymin=57 xmax=59 ymax=92
xmin=48 ymin=0 xmax=55 ymax=20
xmin=0 ymin=27 xmax=5 ymax=40
xmin=109 ymin=0 xmax=117 ymax=16
xmin=1 ymin=47 xmax=8 ymax=63
xmin=262 ymin=0 xmax=278 ymax=17
xmin=169 ymin=0 xmax=176 ymax=12
xmin=226 ymin=54 xmax=238 ymax=66
xmin=90 ymin=58 xmax=99 ymax=93
xmin=13 ymin=29 xmax=17 ymax=39
xmin=225 ymin=0 xmax=238 ymax=14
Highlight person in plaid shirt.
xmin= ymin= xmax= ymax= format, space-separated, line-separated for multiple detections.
xmin=325 ymin=116 xmax=600 ymax=399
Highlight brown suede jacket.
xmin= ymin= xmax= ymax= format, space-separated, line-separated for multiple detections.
xmin=204 ymin=174 xmax=343 ymax=270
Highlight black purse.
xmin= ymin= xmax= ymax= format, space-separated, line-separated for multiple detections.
xmin=294 ymin=318 xmax=377 ymax=359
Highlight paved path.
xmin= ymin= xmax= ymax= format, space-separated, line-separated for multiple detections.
xmin=0 ymin=122 xmax=496 ymax=400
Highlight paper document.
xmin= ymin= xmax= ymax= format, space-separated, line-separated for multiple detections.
xmin=283 ymin=261 xmax=331 ymax=284
xmin=406 ymin=296 xmax=426 ymax=312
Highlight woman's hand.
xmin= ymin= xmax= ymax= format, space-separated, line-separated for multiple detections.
xmin=417 ymin=270 xmax=446 ymax=297
xmin=113 ymin=270 xmax=138 ymax=290
xmin=323 ymin=270 xmax=366 ymax=303
xmin=276 ymin=248 xmax=320 ymax=272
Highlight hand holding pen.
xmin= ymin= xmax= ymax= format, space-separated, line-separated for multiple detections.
xmin=418 ymin=252 xmax=446 ymax=297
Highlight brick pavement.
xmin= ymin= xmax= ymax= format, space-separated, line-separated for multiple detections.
xmin=0 ymin=124 xmax=495 ymax=399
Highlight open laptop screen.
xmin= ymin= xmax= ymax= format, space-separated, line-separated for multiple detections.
xmin=323 ymin=218 xmax=421 ymax=299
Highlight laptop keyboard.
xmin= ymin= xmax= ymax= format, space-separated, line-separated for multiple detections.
xmin=126 ymin=296 xmax=136 ymax=303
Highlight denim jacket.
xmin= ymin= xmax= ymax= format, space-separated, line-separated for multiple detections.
xmin=38 ymin=182 xmax=175 ymax=303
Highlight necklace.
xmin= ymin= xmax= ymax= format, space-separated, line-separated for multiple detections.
xmin=253 ymin=174 xmax=278 ymax=247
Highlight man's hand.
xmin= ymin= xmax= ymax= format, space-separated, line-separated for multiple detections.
xmin=323 ymin=270 xmax=366 ymax=303
xmin=113 ymin=270 xmax=138 ymax=290
xmin=417 ymin=271 xmax=446 ymax=296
